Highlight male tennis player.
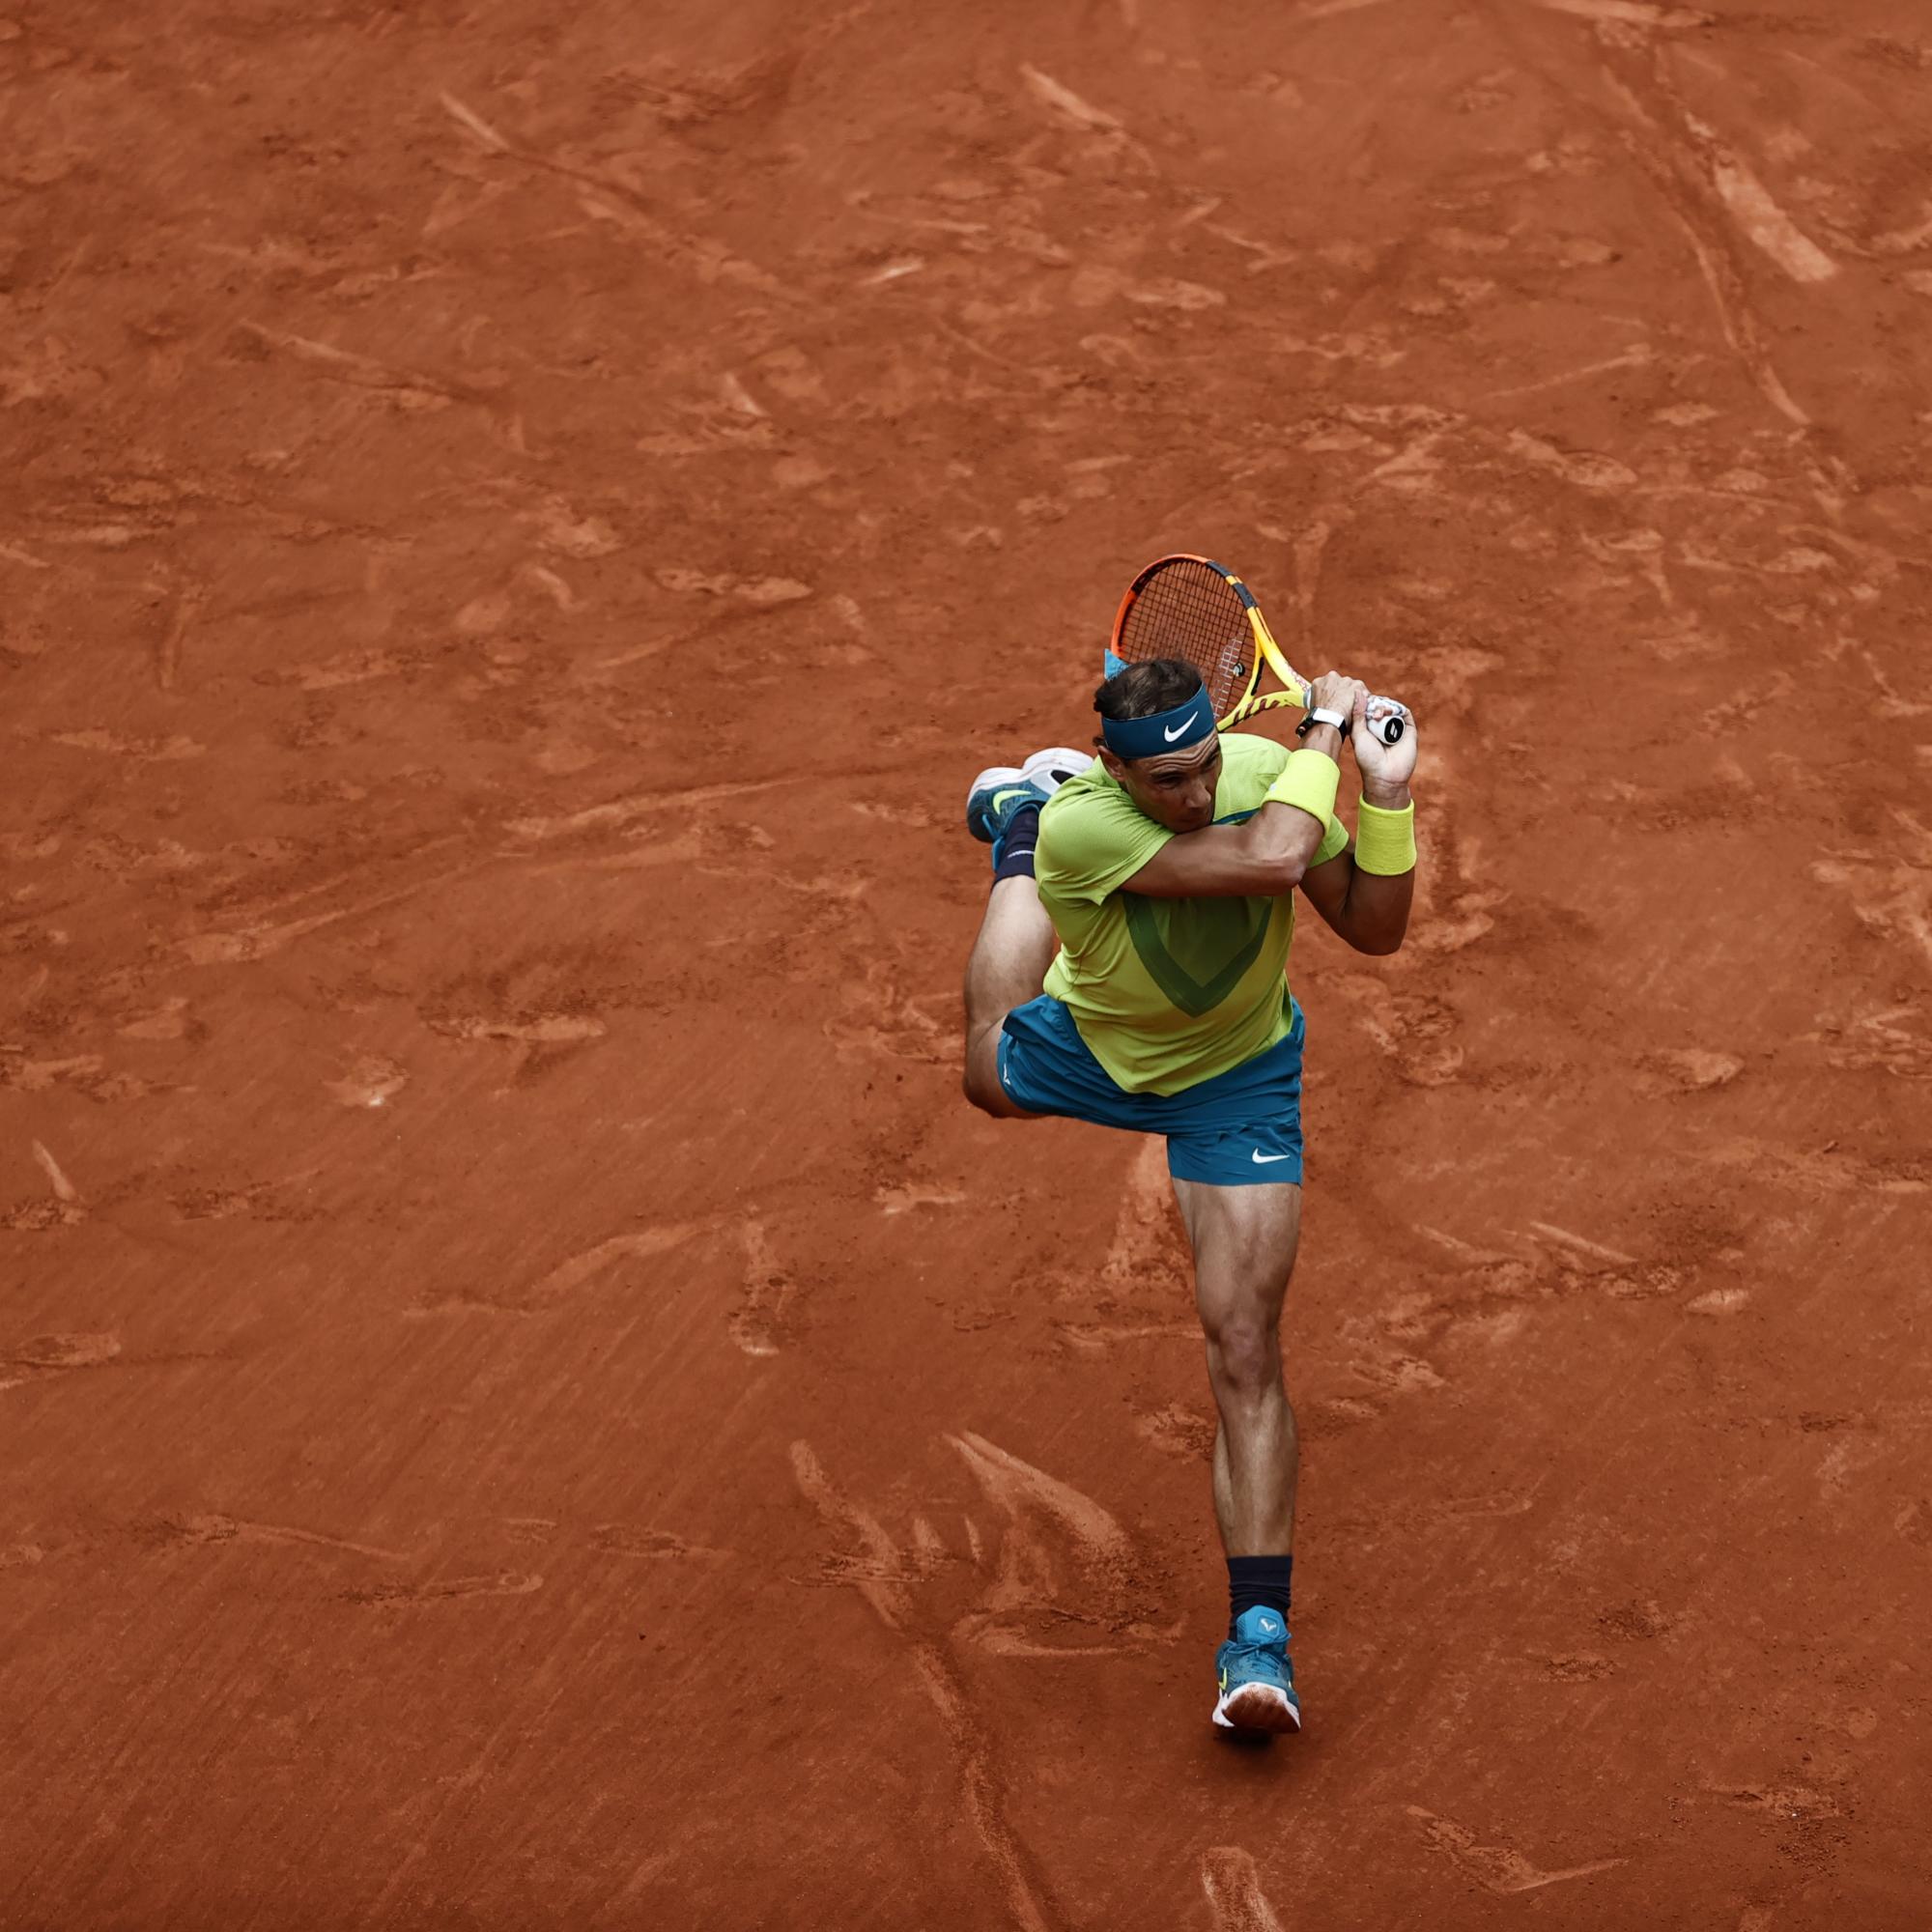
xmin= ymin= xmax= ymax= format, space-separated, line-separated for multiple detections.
xmin=959 ymin=658 xmax=1417 ymax=1733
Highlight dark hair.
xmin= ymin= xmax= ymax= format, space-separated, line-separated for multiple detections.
xmin=1094 ymin=658 xmax=1205 ymax=721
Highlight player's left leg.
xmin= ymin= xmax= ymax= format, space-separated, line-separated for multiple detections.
xmin=1172 ymin=1174 xmax=1304 ymax=1732
xmin=962 ymin=876 xmax=1057 ymax=1116
xmin=958 ymin=749 xmax=1089 ymax=1118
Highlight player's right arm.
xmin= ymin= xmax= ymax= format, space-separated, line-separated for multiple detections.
xmin=1116 ymin=760 xmax=1337 ymax=897
xmin=1119 ymin=673 xmax=1364 ymax=900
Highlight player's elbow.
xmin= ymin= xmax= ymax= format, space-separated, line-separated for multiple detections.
xmin=1349 ymin=924 xmax=1406 ymax=956
xmin=1239 ymin=818 xmax=1314 ymax=897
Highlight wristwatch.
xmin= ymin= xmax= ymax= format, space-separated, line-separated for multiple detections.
xmin=1296 ymin=707 xmax=1350 ymax=738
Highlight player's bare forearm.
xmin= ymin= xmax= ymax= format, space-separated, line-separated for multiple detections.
xmin=1122 ymin=724 xmax=1344 ymax=899
xmin=1334 ymin=855 xmax=1413 ymax=954
xmin=1299 ymin=778 xmax=1414 ymax=953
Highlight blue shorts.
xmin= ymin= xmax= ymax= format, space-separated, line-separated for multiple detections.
xmin=996 ymin=994 xmax=1306 ymax=1187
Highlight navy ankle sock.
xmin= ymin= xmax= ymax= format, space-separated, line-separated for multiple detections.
xmin=1228 ymin=1554 xmax=1293 ymax=1637
xmin=991 ymin=803 xmax=1040 ymax=883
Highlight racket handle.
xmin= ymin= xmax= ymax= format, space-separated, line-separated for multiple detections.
xmin=1345 ymin=689 xmax=1408 ymax=747
xmin=1291 ymin=680 xmax=1414 ymax=738
xmin=1368 ymin=700 xmax=1406 ymax=747
xmin=1223 ymin=687 xmax=1408 ymax=743
xmin=1292 ymin=694 xmax=1407 ymax=746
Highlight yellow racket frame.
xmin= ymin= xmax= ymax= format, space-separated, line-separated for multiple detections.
xmin=1111 ymin=554 xmax=1406 ymax=744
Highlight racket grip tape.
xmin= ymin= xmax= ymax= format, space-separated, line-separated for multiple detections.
xmin=1293 ymin=700 xmax=1406 ymax=747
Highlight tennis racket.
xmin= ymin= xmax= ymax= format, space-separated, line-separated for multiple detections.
xmin=1108 ymin=553 xmax=1407 ymax=746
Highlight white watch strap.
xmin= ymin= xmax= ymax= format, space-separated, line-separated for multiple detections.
xmin=1307 ymin=707 xmax=1348 ymax=731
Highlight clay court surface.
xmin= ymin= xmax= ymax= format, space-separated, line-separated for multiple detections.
xmin=6 ymin=0 xmax=1932 ymax=1924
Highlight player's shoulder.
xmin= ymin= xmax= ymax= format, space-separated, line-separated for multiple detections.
xmin=1219 ymin=733 xmax=1290 ymax=781
xmin=1038 ymin=758 xmax=1146 ymax=862
xmin=1213 ymin=732 xmax=1290 ymax=812
xmin=1039 ymin=758 xmax=1121 ymax=830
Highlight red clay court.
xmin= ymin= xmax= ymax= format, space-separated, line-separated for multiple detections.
xmin=4 ymin=1 xmax=1930 ymax=1925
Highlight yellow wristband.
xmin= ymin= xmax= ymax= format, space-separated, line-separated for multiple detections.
xmin=1355 ymin=797 xmax=1416 ymax=875
xmin=1264 ymin=748 xmax=1340 ymax=837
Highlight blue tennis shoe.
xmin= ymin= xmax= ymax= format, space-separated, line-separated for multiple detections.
xmin=964 ymin=747 xmax=1090 ymax=847
xmin=1213 ymin=1605 xmax=1301 ymax=1734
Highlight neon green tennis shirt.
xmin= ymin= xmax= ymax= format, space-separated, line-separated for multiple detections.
xmin=1035 ymin=735 xmax=1350 ymax=1095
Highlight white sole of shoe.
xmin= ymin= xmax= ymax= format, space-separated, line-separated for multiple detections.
xmin=1213 ymin=1682 xmax=1302 ymax=1733
xmin=1019 ymin=746 xmax=1094 ymax=793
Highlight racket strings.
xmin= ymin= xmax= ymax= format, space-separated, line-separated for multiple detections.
xmin=1117 ymin=562 xmax=1252 ymax=715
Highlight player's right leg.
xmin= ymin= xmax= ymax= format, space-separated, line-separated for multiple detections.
xmin=1142 ymin=1009 xmax=1310 ymax=1733
xmin=959 ymin=749 xmax=1088 ymax=1117
xmin=1174 ymin=1173 xmax=1304 ymax=1734
xmin=1172 ymin=1177 xmax=1303 ymax=1558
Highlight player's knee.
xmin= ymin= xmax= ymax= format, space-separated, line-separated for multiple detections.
xmin=962 ymin=1061 xmax=1006 ymax=1116
xmin=961 ymin=1036 xmax=1010 ymax=1116
xmin=1205 ymin=1315 xmax=1280 ymax=1399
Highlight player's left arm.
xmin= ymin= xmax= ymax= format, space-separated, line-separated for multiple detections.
xmin=1298 ymin=688 xmax=1418 ymax=957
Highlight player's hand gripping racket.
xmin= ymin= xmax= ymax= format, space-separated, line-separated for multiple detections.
xmin=1108 ymin=554 xmax=1408 ymax=746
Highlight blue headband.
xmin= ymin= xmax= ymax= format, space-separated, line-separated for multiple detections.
xmin=1098 ymin=675 xmax=1216 ymax=761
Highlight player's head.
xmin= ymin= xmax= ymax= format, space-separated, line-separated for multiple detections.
xmin=1094 ymin=659 xmax=1223 ymax=835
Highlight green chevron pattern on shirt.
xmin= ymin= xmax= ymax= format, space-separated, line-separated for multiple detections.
xmin=1034 ymin=735 xmax=1349 ymax=1094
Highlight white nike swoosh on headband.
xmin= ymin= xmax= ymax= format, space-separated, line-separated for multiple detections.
xmin=1163 ymin=711 xmax=1202 ymax=741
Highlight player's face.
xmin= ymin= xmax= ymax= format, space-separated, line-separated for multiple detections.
xmin=1117 ymin=738 xmax=1223 ymax=835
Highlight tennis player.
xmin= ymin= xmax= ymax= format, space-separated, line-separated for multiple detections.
xmin=959 ymin=657 xmax=1418 ymax=1733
